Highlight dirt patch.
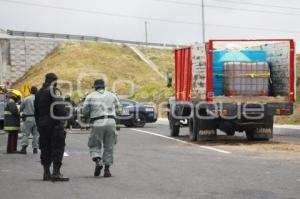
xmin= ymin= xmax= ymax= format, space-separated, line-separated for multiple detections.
xmin=220 ymin=142 xmax=300 ymax=153
xmin=182 ymin=135 xmax=300 ymax=153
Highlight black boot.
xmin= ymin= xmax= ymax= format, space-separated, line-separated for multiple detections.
xmin=104 ymin=165 xmax=112 ymax=178
xmin=20 ymin=146 xmax=27 ymax=154
xmin=33 ymin=148 xmax=38 ymax=154
xmin=43 ymin=165 xmax=51 ymax=181
xmin=93 ymin=157 xmax=103 ymax=177
xmin=52 ymin=164 xmax=69 ymax=182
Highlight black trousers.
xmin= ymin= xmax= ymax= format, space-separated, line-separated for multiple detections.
xmin=7 ymin=131 xmax=18 ymax=153
xmin=38 ymin=123 xmax=66 ymax=167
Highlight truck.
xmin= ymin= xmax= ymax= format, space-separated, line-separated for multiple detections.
xmin=167 ymin=39 xmax=296 ymax=141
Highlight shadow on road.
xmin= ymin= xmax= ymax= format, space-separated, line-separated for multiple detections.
xmin=26 ymin=179 xmax=45 ymax=182
xmin=179 ymin=135 xmax=287 ymax=146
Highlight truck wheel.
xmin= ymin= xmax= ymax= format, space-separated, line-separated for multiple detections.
xmin=254 ymin=128 xmax=271 ymax=141
xmin=246 ymin=129 xmax=271 ymax=141
xmin=169 ymin=113 xmax=180 ymax=137
xmin=246 ymin=130 xmax=255 ymax=141
xmin=256 ymin=116 xmax=273 ymax=141
xmin=189 ymin=118 xmax=198 ymax=141
xmin=246 ymin=116 xmax=273 ymax=141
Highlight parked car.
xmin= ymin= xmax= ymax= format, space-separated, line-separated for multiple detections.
xmin=119 ymin=99 xmax=157 ymax=128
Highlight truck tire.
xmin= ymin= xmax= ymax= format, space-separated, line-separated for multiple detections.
xmin=246 ymin=129 xmax=270 ymax=141
xmin=189 ymin=118 xmax=198 ymax=141
xmin=260 ymin=115 xmax=273 ymax=141
xmin=254 ymin=128 xmax=272 ymax=141
xmin=246 ymin=116 xmax=273 ymax=141
xmin=169 ymin=113 xmax=180 ymax=137
xmin=245 ymin=130 xmax=255 ymax=141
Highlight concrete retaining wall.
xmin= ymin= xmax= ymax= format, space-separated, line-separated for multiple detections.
xmin=0 ymin=39 xmax=10 ymax=85
xmin=1 ymin=38 xmax=60 ymax=84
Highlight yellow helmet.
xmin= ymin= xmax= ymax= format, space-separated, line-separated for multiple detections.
xmin=9 ymin=89 xmax=23 ymax=99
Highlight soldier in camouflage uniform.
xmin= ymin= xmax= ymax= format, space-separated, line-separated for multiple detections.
xmin=83 ymin=79 xmax=122 ymax=177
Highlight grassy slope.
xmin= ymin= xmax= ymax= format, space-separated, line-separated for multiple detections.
xmin=14 ymin=42 xmax=174 ymax=108
xmin=132 ymin=47 xmax=174 ymax=106
xmin=137 ymin=47 xmax=174 ymax=75
xmin=14 ymin=42 xmax=164 ymax=101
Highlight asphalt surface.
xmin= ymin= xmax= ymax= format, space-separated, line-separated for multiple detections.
xmin=0 ymin=123 xmax=300 ymax=199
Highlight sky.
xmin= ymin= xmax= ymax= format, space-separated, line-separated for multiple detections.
xmin=0 ymin=0 xmax=300 ymax=48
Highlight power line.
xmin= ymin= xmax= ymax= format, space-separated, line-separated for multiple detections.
xmin=0 ymin=0 xmax=200 ymax=25
xmin=204 ymin=4 xmax=300 ymax=17
xmin=153 ymin=0 xmax=300 ymax=15
xmin=211 ymin=0 xmax=300 ymax=11
xmin=2 ymin=0 xmax=300 ymax=34
xmin=206 ymin=23 xmax=300 ymax=34
xmin=3 ymin=0 xmax=300 ymax=21
xmin=152 ymin=0 xmax=201 ymax=6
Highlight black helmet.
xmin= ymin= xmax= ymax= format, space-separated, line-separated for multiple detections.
xmin=30 ymin=86 xmax=38 ymax=94
xmin=45 ymin=73 xmax=58 ymax=84
xmin=93 ymin=79 xmax=105 ymax=89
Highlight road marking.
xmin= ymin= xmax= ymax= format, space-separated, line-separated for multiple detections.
xmin=0 ymin=170 xmax=10 ymax=173
xmin=64 ymin=152 xmax=70 ymax=157
xmin=131 ymin=129 xmax=231 ymax=154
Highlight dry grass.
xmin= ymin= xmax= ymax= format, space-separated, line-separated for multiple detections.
xmin=137 ymin=46 xmax=174 ymax=75
xmin=193 ymin=135 xmax=300 ymax=153
xmin=220 ymin=142 xmax=300 ymax=153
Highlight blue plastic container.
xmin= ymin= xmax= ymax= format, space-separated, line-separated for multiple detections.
xmin=213 ymin=50 xmax=227 ymax=96
xmin=212 ymin=50 xmax=267 ymax=96
xmin=240 ymin=50 xmax=267 ymax=62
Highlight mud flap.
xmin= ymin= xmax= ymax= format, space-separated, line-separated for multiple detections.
xmin=197 ymin=117 xmax=217 ymax=141
xmin=253 ymin=128 xmax=273 ymax=140
xmin=198 ymin=129 xmax=217 ymax=141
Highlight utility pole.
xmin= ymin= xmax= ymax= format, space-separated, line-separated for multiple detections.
xmin=201 ymin=0 xmax=206 ymax=42
xmin=145 ymin=21 xmax=148 ymax=47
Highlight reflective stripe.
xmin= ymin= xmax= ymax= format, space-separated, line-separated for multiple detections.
xmin=4 ymin=111 xmax=12 ymax=115
xmin=4 ymin=126 xmax=20 ymax=131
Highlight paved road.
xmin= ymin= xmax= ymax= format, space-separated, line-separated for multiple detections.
xmin=0 ymin=123 xmax=300 ymax=199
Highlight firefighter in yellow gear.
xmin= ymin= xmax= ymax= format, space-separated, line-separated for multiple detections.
xmin=4 ymin=89 xmax=22 ymax=153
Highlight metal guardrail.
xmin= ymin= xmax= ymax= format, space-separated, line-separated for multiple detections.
xmin=7 ymin=30 xmax=179 ymax=48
